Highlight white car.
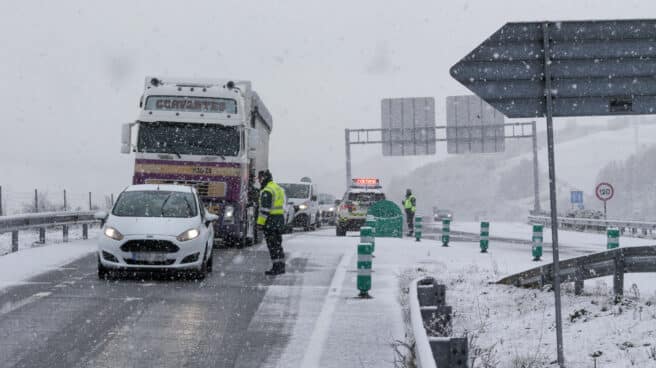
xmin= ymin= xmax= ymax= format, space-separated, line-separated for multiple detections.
xmin=279 ymin=178 xmax=321 ymax=231
xmin=95 ymin=184 xmax=218 ymax=279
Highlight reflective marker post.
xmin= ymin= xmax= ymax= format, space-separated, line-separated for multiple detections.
xmin=607 ymin=228 xmax=620 ymax=249
xmin=357 ymin=242 xmax=373 ymax=297
xmin=480 ymin=221 xmax=489 ymax=253
xmin=442 ymin=218 xmax=451 ymax=247
xmin=532 ymin=224 xmax=543 ymax=261
xmin=415 ymin=216 xmax=423 ymax=241
xmin=365 ymin=216 xmax=377 ymax=252
xmin=360 ymin=226 xmax=375 ymax=253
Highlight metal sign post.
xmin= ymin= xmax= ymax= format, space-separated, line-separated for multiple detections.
xmin=450 ymin=19 xmax=656 ymax=367
xmin=542 ymin=22 xmax=565 ymax=365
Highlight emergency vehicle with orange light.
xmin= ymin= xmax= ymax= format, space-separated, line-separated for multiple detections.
xmin=120 ymin=77 xmax=272 ymax=246
xmin=336 ymin=178 xmax=386 ymax=236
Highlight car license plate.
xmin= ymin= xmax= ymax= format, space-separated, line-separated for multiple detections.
xmin=131 ymin=253 xmax=167 ymax=262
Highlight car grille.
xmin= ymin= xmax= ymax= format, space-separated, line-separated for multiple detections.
xmin=120 ymin=240 xmax=180 ymax=253
xmin=124 ymin=259 xmax=176 ymax=266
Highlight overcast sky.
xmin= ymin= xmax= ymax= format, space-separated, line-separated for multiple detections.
xmin=1 ymin=0 xmax=655 ymax=205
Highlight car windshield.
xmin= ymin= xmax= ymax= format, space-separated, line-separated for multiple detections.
xmin=279 ymin=183 xmax=310 ymax=199
xmin=112 ymin=191 xmax=198 ymax=218
xmin=317 ymin=193 xmax=335 ymax=205
xmin=346 ymin=192 xmax=385 ymax=204
xmin=137 ymin=121 xmax=240 ymax=157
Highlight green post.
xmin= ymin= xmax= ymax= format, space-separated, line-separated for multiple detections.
xmin=360 ymin=226 xmax=375 ymax=253
xmin=442 ymin=218 xmax=451 ymax=246
xmin=480 ymin=221 xmax=489 ymax=253
xmin=607 ymin=227 xmax=620 ymax=249
xmin=357 ymin=242 xmax=373 ymax=297
xmin=415 ymin=216 xmax=423 ymax=241
xmin=532 ymin=224 xmax=543 ymax=261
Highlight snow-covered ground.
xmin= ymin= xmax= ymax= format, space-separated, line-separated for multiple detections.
xmin=1 ymin=226 xmax=655 ymax=367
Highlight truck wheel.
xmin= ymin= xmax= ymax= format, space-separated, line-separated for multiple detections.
xmin=315 ymin=213 xmax=321 ymax=229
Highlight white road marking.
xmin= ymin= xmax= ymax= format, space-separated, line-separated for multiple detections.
xmin=300 ymin=251 xmax=352 ymax=367
xmin=0 ymin=291 xmax=52 ymax=316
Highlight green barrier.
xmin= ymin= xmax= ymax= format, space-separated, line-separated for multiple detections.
xmin=415 ymin=216 xmax=423 ymax=242
xmin=360 ymin=226 xmax=375 ymax=253
xmin=364 ymin=216 xmax=377 ymax=252
xmin=532 ymin=224 xmax=543 ymax=261
xmin=366 ymin=200 xmax=403 ymax=238
xmin=607 ymin=227 xmax=620 ymax=249
xmin=357 ymin=242 xmax=373 ymax=297
xmin=442 ymin=218 xmax=451 ymax=246
xmin=480 ymin=221 xmax=489 ymax=253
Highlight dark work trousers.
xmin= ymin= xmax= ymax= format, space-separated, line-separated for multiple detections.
xmin=405 ymin=209 xmax=415 ymax=234
xmin=264 ymin=215 xmax=285 ymax=263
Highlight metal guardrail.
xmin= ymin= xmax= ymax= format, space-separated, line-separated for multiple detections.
xmin=497 ymin=245 xmax=656 ymax=296
xmin=528 ymin=215 xmax=656 ymax=237
xmin=0 ymin=211 xmax=98 ymax=253
xmin=410 ymin=276 xmax=467 ymax=368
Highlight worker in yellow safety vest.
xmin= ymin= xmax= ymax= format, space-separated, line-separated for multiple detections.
xmin=257 ymin=170 xmax=287 ymax=275
xmin=403 ymin=189 xmax=417 ymax=236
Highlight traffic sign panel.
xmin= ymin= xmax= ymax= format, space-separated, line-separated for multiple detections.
xmin=381 ymin=97 xmax=436 ymax=156
xmin=596 ymin=182 xmax=614 ymax=201
xmin=450 ymin=20 xmax=656 ymax=119
xmin=570 ymin=191 xmax=583 ymax=204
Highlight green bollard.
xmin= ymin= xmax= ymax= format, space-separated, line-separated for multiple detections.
xmin=442 ymin=218 xmax=451 ymax=247
xmin=480 ymin=221 xmax=489 ymax=253
xmin=365 ymin=217 xmax=377 ymax=252
xmin=532 ymin=224 xmax=543 ymax=261
xmin=607 ymin=228 xmax=620 ymax=249
xmin=357 ymin=242 xmax=373 ymax=297
xmin=415 ymin=216 xmax=423 ymax=242
xmin=360 ymin=226 xmax=375 ymax=253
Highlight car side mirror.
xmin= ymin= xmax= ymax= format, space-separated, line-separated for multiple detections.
xmin=94 ymin=211 xmax=108 ymax=220
xmin=334 ymin=200 xmax=341 ymax=206
xmin=311 ymin=195 xmax=317 ymax=202
xmin=205 ymin=213 xmax=219 ymax=225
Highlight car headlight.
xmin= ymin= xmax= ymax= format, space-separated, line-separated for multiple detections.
xmin=224 ymin=205 xmax=235 ymax=219
xmin=104 ymin=227 xmax=124 ymax=241
xmin=177 ymin=228 xmax=200 ymax=242
xmin=299 ymin=204 xmax=308 ymax=210
xmin=328 ymin=207 xmax=335 ymax=212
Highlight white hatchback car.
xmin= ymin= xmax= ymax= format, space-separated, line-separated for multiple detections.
xmin=95 ymin=184 xmax=218 ymax=279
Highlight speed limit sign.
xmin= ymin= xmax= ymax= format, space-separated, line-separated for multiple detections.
xmin=595 ymin=182 xmax=614 ymax=201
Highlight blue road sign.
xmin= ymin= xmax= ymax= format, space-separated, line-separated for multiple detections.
xmin=570 ymin=191 xmax=583 ymax=204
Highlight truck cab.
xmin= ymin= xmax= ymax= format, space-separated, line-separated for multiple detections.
xmin=279 ymin=177 xmax=320 ymax=231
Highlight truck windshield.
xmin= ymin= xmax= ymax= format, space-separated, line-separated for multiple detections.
xmin=112 ymin=191 xmax=198 ymax=218
xmin=137 ymin=122 xmax=240 ymax=156
xmin=279 ymin=184 xmax=310 ymax=199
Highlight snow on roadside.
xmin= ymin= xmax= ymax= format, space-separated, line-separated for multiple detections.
xmin=0 ymin=233 xmax=98 ymax=291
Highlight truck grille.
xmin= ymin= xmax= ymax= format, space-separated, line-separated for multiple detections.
xmin=120 ymin=240 xmax=180 ymax=253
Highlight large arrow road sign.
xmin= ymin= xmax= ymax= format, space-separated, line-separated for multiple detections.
xmin=451 ymin=20 xmax=656 ymax=119
xmin=451 ymin=19 xmax=656 ymax=368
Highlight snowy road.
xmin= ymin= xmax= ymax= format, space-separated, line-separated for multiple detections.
xmin=0 ymin=246 xmax=297 ymax=368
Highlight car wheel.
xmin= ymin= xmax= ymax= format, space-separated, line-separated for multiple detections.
xmin=336 ymin=225 xmax=346 ymax=236
xmin=195 ymin=259 xmax=208 ymax=280
xmin=315 ymin=213 xmax=321 ymax=229
xmin=207 ymin=253 xmax=213 ymax=273
xmin=97 ymin=256 xmax=109 ymax=280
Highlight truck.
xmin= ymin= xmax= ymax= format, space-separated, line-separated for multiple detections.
xmin=120 ymin=77 xmax=273 ymax=247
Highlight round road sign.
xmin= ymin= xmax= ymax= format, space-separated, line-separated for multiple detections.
xmin=595 ymin=182 xmax=614 ymax=202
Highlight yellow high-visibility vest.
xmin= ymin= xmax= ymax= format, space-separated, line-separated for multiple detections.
xmin=257 ymin=181 xmax=285 ymax=225
xmin=404 ymin=195 xmax=416 ymax=213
